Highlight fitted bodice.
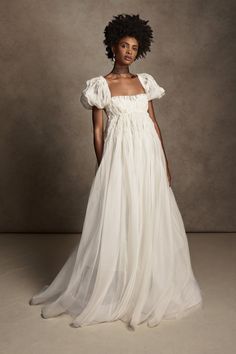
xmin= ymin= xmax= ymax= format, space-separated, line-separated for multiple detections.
xmin=104 ymin=93 xmax=149 ymax=119
xmin=103 ymin=94 xmax=157 ymax=140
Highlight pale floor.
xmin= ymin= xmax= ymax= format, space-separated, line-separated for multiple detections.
xmin=0 ymin=233 xmax=235 ymax=354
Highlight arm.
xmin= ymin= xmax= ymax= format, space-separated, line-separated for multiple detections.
xmin=147 ymin=100 xmax=172 ymax=186
xmin=92 ymin=106 xmax=104 ymax=166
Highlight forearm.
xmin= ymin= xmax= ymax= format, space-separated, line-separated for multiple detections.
xmin=93 ymin=130 xmax=104 ymax=166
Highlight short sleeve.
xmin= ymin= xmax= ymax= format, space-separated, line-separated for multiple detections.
xmin=80 ymin=76 xmax=109 ymax=110
xmin=139 ymin=73 xmax=165 ymax=101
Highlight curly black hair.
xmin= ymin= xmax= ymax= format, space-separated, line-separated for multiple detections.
xmin=103 ymin=13 xmax=154 ymax=61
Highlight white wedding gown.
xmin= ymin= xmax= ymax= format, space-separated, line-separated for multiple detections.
xmin=29 ymin=73 xmax=203 ymax=329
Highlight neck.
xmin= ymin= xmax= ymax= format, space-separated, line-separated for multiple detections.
xmin=111 ymin=62 xmax=130 ymax=75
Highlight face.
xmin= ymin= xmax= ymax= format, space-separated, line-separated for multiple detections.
xmin=112 ymin=36 xmax=139 ymax=64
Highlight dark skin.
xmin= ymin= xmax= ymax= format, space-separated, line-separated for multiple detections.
xmin=92 ymin=36 xmax=171 ymax=186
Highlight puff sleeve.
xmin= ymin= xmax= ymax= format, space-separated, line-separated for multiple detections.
xmin=80 ymin=76 xmax=109 ymax=110
xmin=140 ymin=73 xmax=165 ymax=101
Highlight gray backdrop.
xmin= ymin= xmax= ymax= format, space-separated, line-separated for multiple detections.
xmin=0 ymin=0 xmax=235 ymax=232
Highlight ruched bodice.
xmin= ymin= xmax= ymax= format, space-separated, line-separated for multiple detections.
xmin=105 ymin=93 xmax=148 ymax=117
xmin=103 ymin=94 xmax=156 ymax=140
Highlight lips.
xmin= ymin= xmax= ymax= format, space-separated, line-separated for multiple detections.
xmin=124 ymin=56 xmax=132 ymax=61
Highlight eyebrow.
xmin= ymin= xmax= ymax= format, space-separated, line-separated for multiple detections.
xmin=120 ymin=41 xmax=138 ymax=47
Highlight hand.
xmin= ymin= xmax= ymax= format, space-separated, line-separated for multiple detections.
xmin=166 ymin=164 xmax=171 ymax=187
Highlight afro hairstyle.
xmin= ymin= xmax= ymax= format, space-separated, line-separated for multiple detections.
xmin=103 ymin=13 xmax=154 ymax=61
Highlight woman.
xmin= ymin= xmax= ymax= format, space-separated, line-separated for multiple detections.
xmin=29 ymin=14 xmax=203 ymax=330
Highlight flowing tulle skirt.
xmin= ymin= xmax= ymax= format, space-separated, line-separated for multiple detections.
xmin=30 ymin=113 xmax=203 ymax=328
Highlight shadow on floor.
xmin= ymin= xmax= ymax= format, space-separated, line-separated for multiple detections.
xmin=1 ymin=234 xmax=80 ymax=287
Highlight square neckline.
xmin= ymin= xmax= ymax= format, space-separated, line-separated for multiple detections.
xmin=100 ymin=74 xmax=147 ymax=99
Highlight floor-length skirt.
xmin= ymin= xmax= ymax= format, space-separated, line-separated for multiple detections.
xmin=30 ymin=112 xmax=203 ymax=328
